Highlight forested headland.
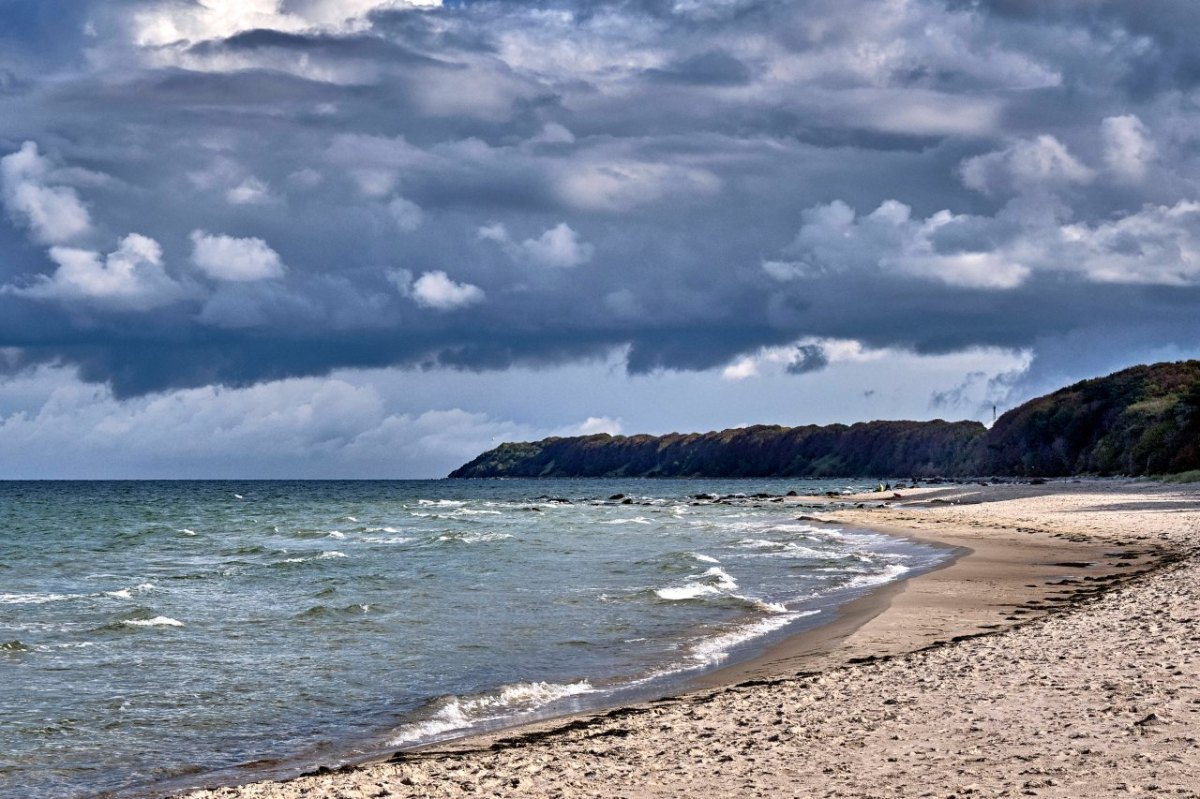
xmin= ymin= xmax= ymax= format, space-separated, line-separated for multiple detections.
xmin=450 ymin=361 xmax=1200 ymax=479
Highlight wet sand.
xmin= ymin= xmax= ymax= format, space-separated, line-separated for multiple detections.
xmin=178 ymin=479 xmax=1200 ymax=798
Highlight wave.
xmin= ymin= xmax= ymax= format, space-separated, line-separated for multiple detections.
xmin=690 ymin=552 xmax=720 ymax=564
xmin=389 ymin=680 xmax=593 ymax=746
xmin=295 ymin=603 xmax=373 ymax=618
xmin=103 ymin=583 xmax=156 ymax=600
xmin=688 ymin=610 xmax=818 ymax=665
xmin=768 ymin=522 xmax=830 ymax=535
xmin=731 ymin=595 xmax=790 ymax=614
xmin=601 ymin=517 xmax=654 ymax=525
xmin=843 ymin=562 xmax=910 ymax=589
xmin=0 ymin=592 xmax=76 ymax=605
xmin=656 ymin=583 xmax=721 ymax=601
xmin=434 ymin=532 xmax=513 ymax=544
xmin=737 ymin=538 xmax=826 ymax=558
xmin=273 ymin=550 xmax=348 ymax=565
xmin=655 ymin=566 xmax=739 ymax=601
xmin=179 ymin=528 xmax=198 ymax=536
xmin=123 ymin=616 xmax=184 ymax=628
xmin=699 ymin=566 xmax=737 ymax=590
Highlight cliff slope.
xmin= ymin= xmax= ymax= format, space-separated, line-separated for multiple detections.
xmin=450 ymin=361 xmax=1200 ymax=478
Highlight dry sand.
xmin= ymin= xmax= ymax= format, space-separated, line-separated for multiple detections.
xmin=179 ymin=480 xmax=1200 ymax=798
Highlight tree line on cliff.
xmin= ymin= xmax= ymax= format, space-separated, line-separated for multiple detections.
xmin=449 ymin=361 xmax=1200 ymax=479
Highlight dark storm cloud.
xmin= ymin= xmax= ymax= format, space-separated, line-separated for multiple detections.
xmin=0 ymin=0 xmax=1197 ymax=398
xmin=190 ymin=28 xmax=445 ymax=67
xmin=644 ymin=50 xmax=752 ymax=86
xmin=785 ymin=344 xmax=829 ymax=375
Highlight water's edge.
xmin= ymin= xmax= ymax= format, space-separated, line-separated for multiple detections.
xmin=149 ymin=519 xmax=958 ymax=799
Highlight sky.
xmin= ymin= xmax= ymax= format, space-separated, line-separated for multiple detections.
xmin=0 ymin=0 xmax=1198 ymax=478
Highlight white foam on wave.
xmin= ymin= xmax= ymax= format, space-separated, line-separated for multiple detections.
xmin=808 ymin=527 xmax=849 ymax=541
xmin=737 ymin=538 xmax=825 ymax=558
xmin=104 ymin=582 xmax=156 ymax=600
xmin=656 ymin=566 xmax=738 ymax=601
xmin=768 ymin=522 xmax=829 ymax=535
xmin=690 ymin=553 xmax=720 ymax=564
xmin=688 ymin=610 xmax=818 ymax=665
xmin=179 ymin=528 xmax=197 ymax=536
xmin=418 ymin=499 xmax=465 ymax=507
xmin=656 ymin=583 xmax=721 ymax=601
xmin=318 ymin=551 xmax=348 ymax=559
xmin=366 ymin=526 xmax=401 ymax=534
xmin=450 ymin=509 xmax=502 ymax=516
xmin=1 ymin=592 xmax=75 ymax=605
xmin=733 ymin=595 xmax=790 ymax=614
xmin=435 ymin=532 xmax=513 ymax=544
xmin=844 ymin=562 xmax=910 ymax=589
xmin=326 ymin=531 xmax=346 ymax=539
xmin=370 ymin=536 xmax=412 ymax=545
xmin=389 ymin=680 xmax=593 ymax=745
xmin=601 ymin=517 xmax=653 ymax=525
xmin=700 ymin=566 xmax=737 ymax=590
xmin=344 ymin=516 xmax=358 ymax=522
xmin=124 ymin=616 xmax=184 ymax=628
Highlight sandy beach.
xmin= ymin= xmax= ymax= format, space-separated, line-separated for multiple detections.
xmin=178 ymin=480 xmax=1200 ymax=799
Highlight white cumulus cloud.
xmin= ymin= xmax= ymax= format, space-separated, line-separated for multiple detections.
xmin=190 ymin=230 xmax=286 ymax=282
xmin=225 ymin=177 xmax=273 ymax=206
xmin=0 ymin=142 xmax=93 ymax=245
xmin=960 ymin=135 xmax=1094 ymax=196
xmin=774 ymin=199 xmax=1030 ymax=290
xmin=410 ymin=270 xmax=485 ymax=310
xmin=1060 ymin=200 xmax=1200 ymax=286
xmin=772 ymin=195 xmax=1200 ymax=290
xmin=129 ymin=0 xmax=441 ymax=49
xmin=572 ymin=416 xmax=623 ymax=435
xmin=479 ymin=221 xmax=594 ymax=268
xmin=1101 ymin=115 xmax=1156 ymax=183
xmin=13 ymin=234 xmax=186 ymax=310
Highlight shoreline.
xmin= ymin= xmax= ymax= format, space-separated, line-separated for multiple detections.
xmin=409 ymin=482 xmax=1151 ymax=751
xmin=176 ymin=479 xmax=1200 ymax=798
xmin=154 ymin=497 xmax=956 ymax=795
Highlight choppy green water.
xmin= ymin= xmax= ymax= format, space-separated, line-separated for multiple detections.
xmin=0 ymin=479 xmax=947 ymax=798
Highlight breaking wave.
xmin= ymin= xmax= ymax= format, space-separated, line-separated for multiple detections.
xmin=389 ymin=680 xmax=594 ymax=745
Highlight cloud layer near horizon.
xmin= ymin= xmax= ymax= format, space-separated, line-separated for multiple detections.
xmin=0 ymin=0 xmax=1198 ymax=474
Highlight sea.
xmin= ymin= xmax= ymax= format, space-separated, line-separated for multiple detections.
xmin=0 ymin=479 xmax=950 ymax=798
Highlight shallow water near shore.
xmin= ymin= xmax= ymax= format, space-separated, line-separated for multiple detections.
xmin=0 ymin=479 xmax=948 ymax=798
